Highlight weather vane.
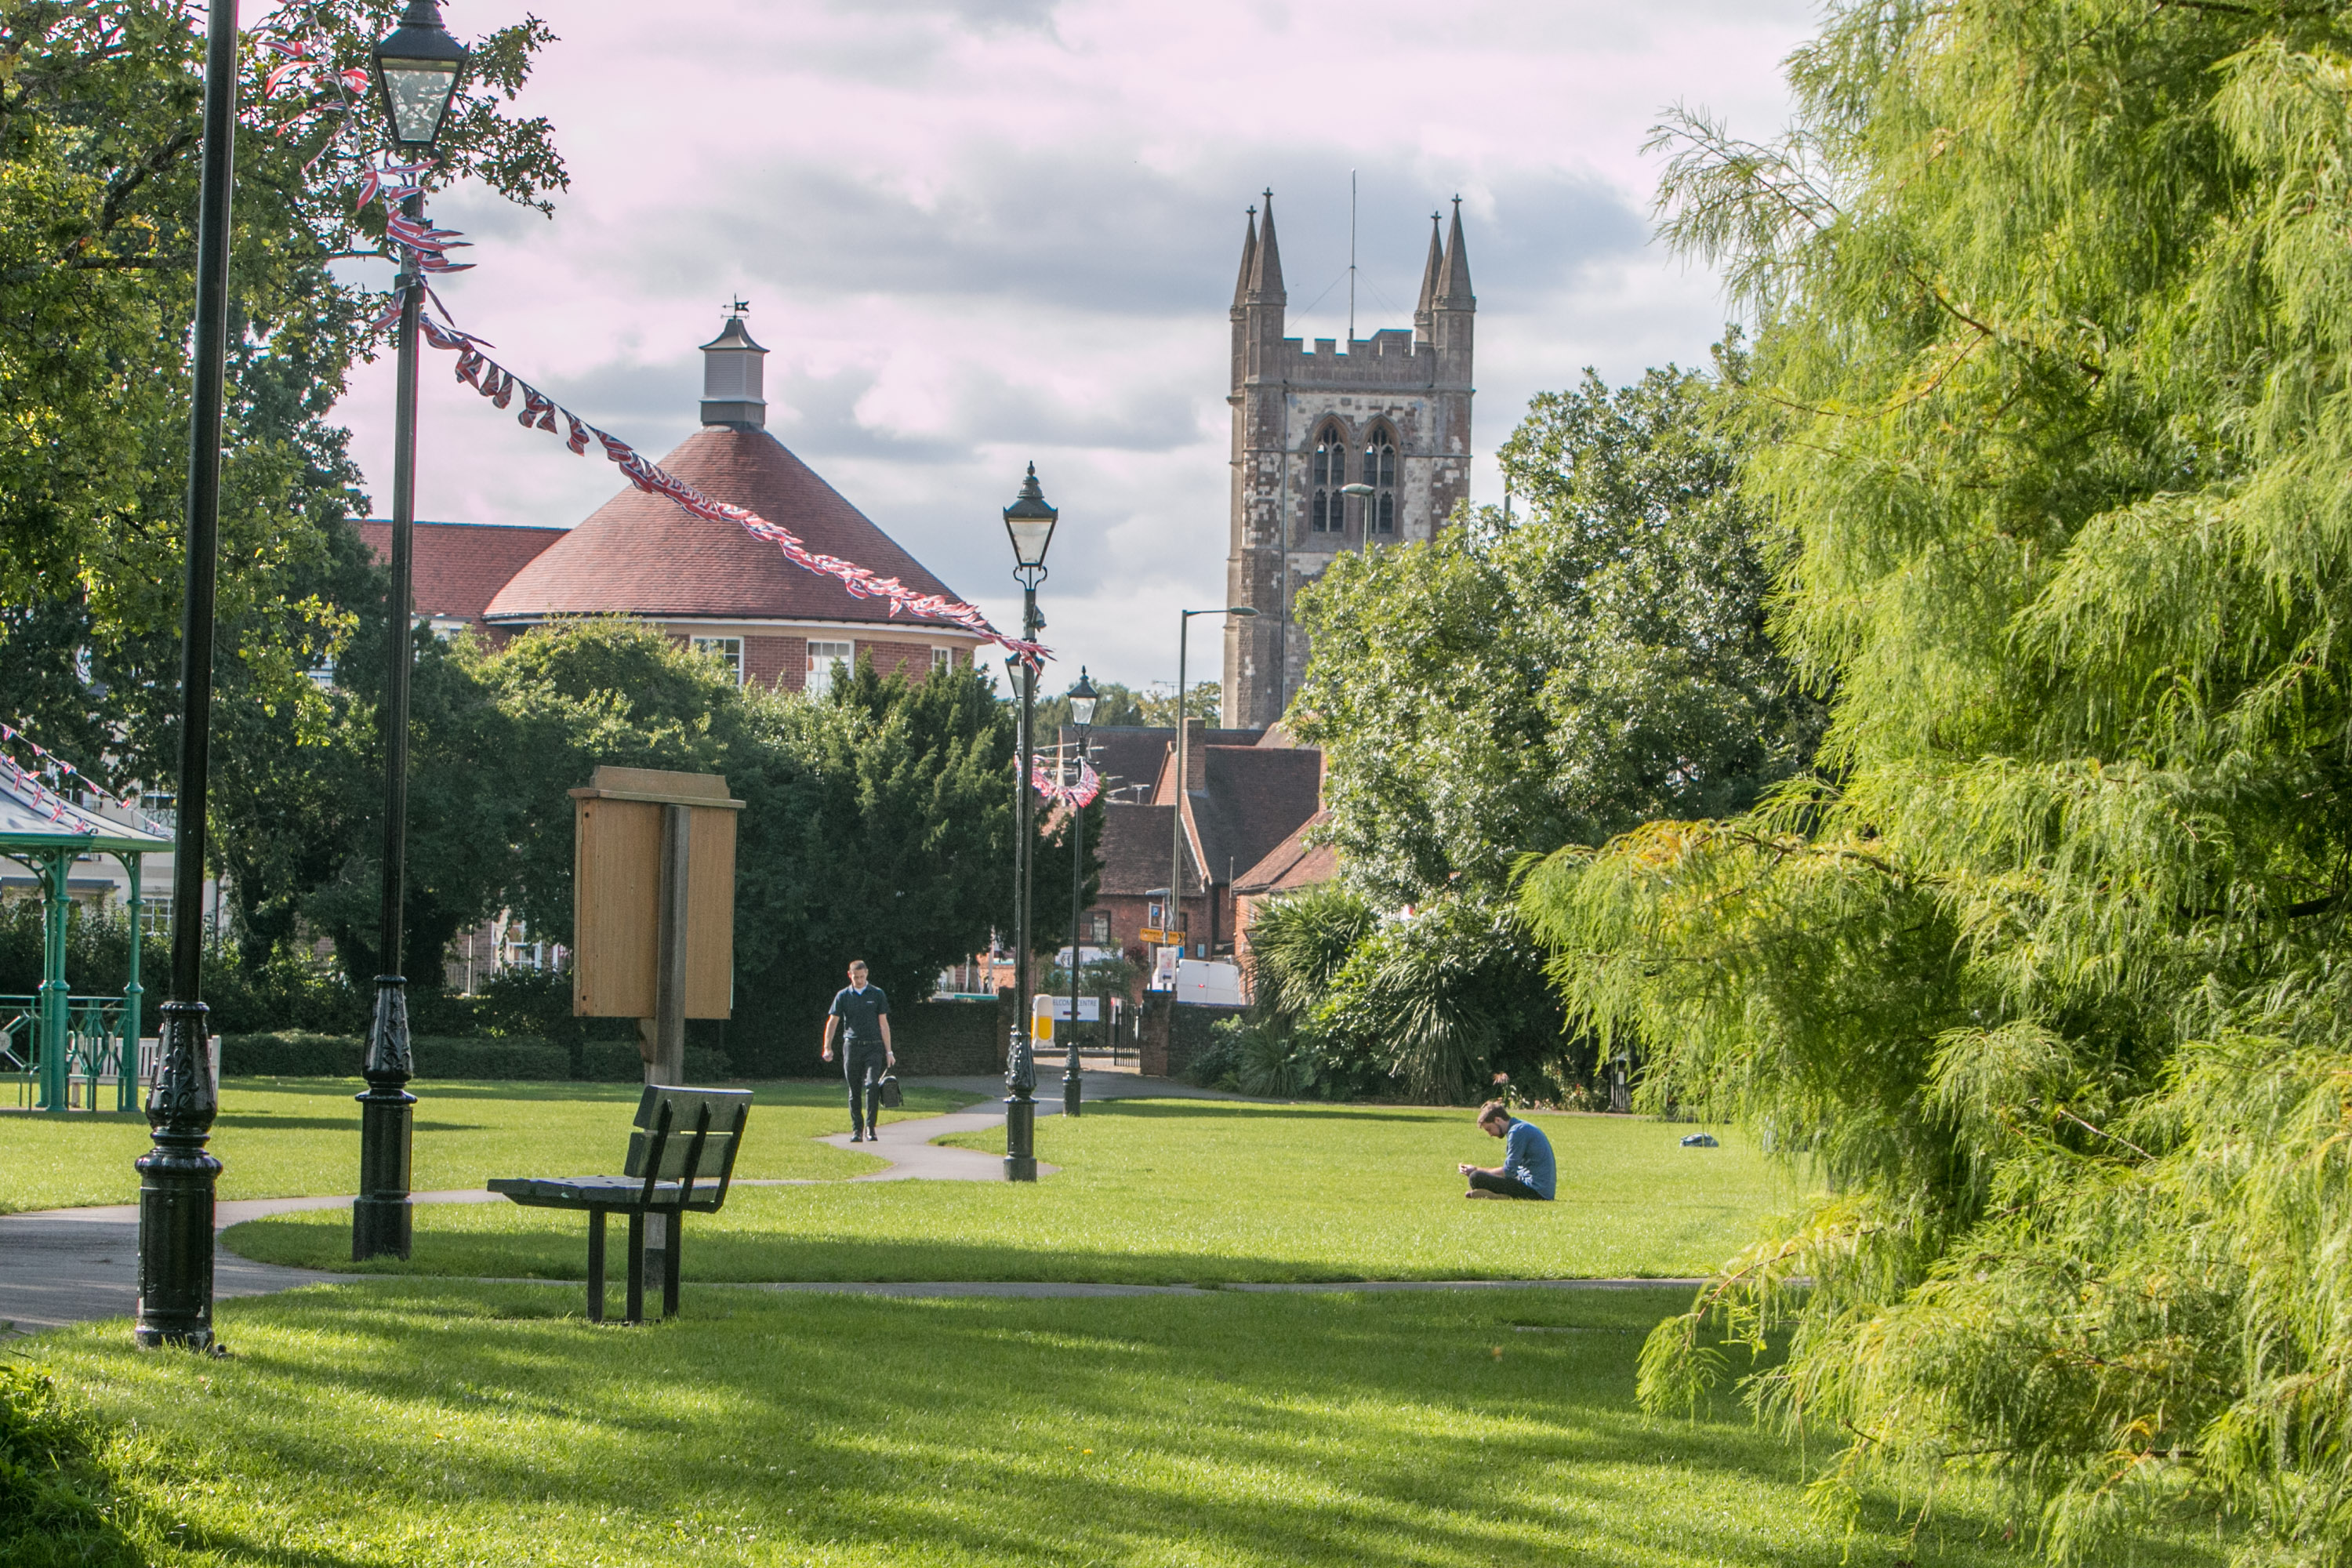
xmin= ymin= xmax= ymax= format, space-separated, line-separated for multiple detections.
xmin=728 ymin=296 xmax=750 ymax=317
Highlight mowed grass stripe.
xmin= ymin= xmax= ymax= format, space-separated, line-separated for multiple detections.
xmin=27 ymin=1282 xmax=2206 ymax=1568
xmin=0 ymin=1078 xmax=971 ymax=1213
xmin=225 ymin=1100 xmax=1800 ymax=1284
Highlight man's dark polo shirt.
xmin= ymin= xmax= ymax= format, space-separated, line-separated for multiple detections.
xmin=829 ymin=984 xmax=890 ymax=1046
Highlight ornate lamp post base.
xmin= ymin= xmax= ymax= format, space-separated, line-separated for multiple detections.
xmin=354 ymin=974 xmax=416 ymax=1261
xmin=135 ymin=1000 xmax=220 ymax=1350
xmin=1005 ymin=1029 xmax=1038 ymax=1181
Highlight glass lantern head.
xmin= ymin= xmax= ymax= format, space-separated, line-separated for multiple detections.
xmin=372 ymin=1 xmax=470 ymax=150
xmin=1068 ymin=668 xmax=1100 ymax=730
xmin=1002 ymin=462 xmax=1059 ymax=569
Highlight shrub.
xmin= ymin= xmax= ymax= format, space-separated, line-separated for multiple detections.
xmin=220 ymin=1033 xmax=569 ymax=1080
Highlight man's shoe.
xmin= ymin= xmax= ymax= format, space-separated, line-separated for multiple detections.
xmin=850 ymin=1131 xmax=864 ymax=1142
xmin=1464 ymin=1189 xmax=1501 ymax=1200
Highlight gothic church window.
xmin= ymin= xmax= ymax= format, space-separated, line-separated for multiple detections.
xmin=1364 ymin=429 xmax=1397 ymax=535
xmin=1312 ymin=424 xmax=1347 ymax=533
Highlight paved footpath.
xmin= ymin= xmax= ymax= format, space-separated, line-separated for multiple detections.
xmin=0 ymin=1073 xmax=1696 ymax=1335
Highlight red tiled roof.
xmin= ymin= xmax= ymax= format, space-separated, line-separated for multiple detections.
xmin=1235 ymin=810 xmax=1338 ymax=894
xmin=358 ymin=521 xmax=565 ymax=628
xmin=484 ymin=426 xmax=969 ymax=629
xmin=1096 ymin=802 xmax=1185 ymax=898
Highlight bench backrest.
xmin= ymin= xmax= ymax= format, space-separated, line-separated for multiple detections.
xmin=624 ymin=1085 xmax=753 ymax=1209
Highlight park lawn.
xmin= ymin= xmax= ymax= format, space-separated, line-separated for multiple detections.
xmin=226 ymin=1100 xmax=1802 ymax=1284
xmin=0 ymin=1078 xmax=973 ymax=1214
xmin=25 ymin=1281 xmax=2220 ymax=1568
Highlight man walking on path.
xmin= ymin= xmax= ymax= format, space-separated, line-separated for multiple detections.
xmin=822 ymin=960 xmax=895 ymax=1142
xmin=1459 ymin=1101 xmax=1555 ymax=1200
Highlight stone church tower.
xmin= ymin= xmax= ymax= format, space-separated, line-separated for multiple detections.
xmin=1221 ymin=192 xmax=1475 ymax=730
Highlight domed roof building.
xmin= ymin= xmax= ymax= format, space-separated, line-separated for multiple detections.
xmin=474 ymin=313 xmax=987 ymax=693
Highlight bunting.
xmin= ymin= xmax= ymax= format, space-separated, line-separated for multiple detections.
xmin=1031 ymin=754 xmax=1102 ymax=808
xmin=0 ymin=722 xmax=171 ymax=833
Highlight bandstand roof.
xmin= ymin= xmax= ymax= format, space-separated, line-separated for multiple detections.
xmin=0 ymin=764 xmax=173 ymax=857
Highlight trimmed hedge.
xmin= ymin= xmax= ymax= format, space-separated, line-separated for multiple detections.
xmin=221 ymin=1033 xmax=567 ymax=1080
xmin=221 ymin=1031 xmax=726 ymax=1083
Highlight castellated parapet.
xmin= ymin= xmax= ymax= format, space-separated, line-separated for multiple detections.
xmin=1221 ymin=193 xmax=1475 ymax=731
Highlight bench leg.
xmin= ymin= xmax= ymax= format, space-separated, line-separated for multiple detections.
xmin=662 ymin=1208 xmax=682 ymax=1319
xmin=625 ymin=1210 xmax=645 ymax=1326
xmin=586 ymin=1210 xmax=606 ymax=1324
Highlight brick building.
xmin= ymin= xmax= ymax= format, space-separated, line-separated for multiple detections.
xmin=1222 ymin=194 xmax=1476 ymax=730
xmin=372 ymin=310 xmax=991 ymax=688
xmin=1073 ymin=720 xmax=1323 ymax=972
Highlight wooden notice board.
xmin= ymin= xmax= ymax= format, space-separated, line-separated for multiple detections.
xmin=570 ymin=767 xmax=740 ymax=1019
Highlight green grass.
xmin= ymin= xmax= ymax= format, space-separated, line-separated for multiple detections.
xmin=0 ymin=1078 xmax=972 ymax=1213
xmin=227 ymin=1101 xmax=1798 ymax=1284
xmin=23 ymin=1281 xmax=2218 ymax=1568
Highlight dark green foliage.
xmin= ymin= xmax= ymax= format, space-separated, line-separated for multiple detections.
xmin=0 ymin=1363 xmax=138 ymax=1567
xmin=217 ymin=1033 xmax=569 ymax=1080
xmin=1292 ymin=359 xmax=1820 ymax=903
xmin=1240 ymin=884 xmax=1577 ymax=1103
xmin=1515 ymin=3 xmax=2352 ymax=1562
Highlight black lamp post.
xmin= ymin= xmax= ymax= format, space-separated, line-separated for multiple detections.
xmin=354 ymin=0 xmax=468 ymax=1264
xmin=1062 ymin=668 xmax=1098 ymax=1119
xmin=1001 ymin=464 xmax=1058 ymax=1181
xmin=134 ymin=0 xmax=240 ymax=1352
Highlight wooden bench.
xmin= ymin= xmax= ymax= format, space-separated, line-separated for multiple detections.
xmin=488 ymin=1084 xmax=751 ymax=1324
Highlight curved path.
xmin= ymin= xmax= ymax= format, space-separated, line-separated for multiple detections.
xmin=0 ymin=1075 xmax=1697 ymax=1335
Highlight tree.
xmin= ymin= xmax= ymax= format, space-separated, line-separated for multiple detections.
xmin=1519 ymin=5 xmax=2352 ymax=1563
xmin=1137 ymin=681 xmax=1218 ymax=729
xmin=0 ymin=1 xmax=564 ymax=946
xmin=1290 ymin=361 xmax=1820 ymax=904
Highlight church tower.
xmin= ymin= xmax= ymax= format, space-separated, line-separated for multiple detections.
xmin=1222 ymin=193 xmax=1475 ymax=730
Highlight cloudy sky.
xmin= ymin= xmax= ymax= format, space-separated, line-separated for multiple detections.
xmin=337 ymin=0 xmax=1816 ymax=692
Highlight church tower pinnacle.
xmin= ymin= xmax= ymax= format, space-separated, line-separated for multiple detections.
xmin=1222 ymin=191 xmax=1475 ymax=731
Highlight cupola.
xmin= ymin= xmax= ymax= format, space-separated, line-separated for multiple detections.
xmin=699 ymin=309 xmax=768 ymax=429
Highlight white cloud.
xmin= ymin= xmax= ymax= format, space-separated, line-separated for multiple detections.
xmin=338 ymin=0 xmax=1813 ymax=688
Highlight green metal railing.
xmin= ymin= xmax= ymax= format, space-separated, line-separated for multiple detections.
xmin=2 ymin=992 xmax=138 ymax=1112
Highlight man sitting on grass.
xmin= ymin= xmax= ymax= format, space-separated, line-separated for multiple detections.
xmin=1458 ymin=1101 xmax=1555 ymax=1200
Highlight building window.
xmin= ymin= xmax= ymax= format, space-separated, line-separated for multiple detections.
xmin=1365 ymin=430 xmax=1397 ymax=535
xmin=691 ymin=636 xmax=745 ymax=684
xmin=139 ymin=895 xmax=172 ymax=939
xmin=931 ymin=648 xmax=953 ymax=674
xmin=806 ymin=640 xmax=854 ymax=698
xmin=1312 ymin=423 xmax=1346 ymax=534
xmin=1087 ymin=912 xmax=1111 ymax=946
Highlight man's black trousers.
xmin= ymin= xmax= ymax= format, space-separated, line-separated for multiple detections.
xmin=844 ymin=1040 xmax=888 ymax=1134
xmin=1466 ymin=1171 xmax=1548 ymax=1200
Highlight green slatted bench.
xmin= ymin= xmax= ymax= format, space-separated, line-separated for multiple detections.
xmin=488 ymin=1084 xmax=751 ymax=1324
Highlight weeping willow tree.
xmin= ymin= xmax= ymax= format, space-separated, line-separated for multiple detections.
xmin=1518 ymin=3 xmax=2352 ymax=1561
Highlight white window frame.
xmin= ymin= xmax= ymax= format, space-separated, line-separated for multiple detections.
xmin=806 ymin=640 xmax=854 ymax=697
xmin=691 ymin=636 xmax=746 ymax=685
xmin=931 ymin=647 xmax=953 ymax=674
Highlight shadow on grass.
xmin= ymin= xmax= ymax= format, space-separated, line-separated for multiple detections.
xmin=49 ymin=1280 xmax=2140 ymax=1568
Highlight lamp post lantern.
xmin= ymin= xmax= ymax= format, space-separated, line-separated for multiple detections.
xmin=1163 ymin=608 xmax=1256 ymax=978
xmin=134 ymin=0 xmax=240 ymax=1352
xmin=1001 ymin=464 xmax=1058 ymax=1181
xmin=354 ymin=0 xmax=468 ymax=1264
xmin=1062 ymin=669 xmax=1098 ymax=1119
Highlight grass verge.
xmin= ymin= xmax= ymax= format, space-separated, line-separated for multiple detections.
xmin=24 ymin=1281 xmax=2220 ymax=1568
xmin=0 ymin=1079 xmax=972 ymax=1213
xmin=226 ymin=1100 xmax=1796 ymax=1284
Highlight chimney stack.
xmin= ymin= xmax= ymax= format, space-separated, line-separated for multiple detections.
xmin=699 ymin=310 xmax=767 ymax=429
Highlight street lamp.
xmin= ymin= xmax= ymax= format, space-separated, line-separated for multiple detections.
xmin=1341 ymin=481 xmax=1375 ymax=535
xmin=135 ymin=0 xmax=240 ymax=1352
xmin=1062 ymin=668 xmax=1098 ymax=1119
xmin=1001 ymin=464 xmax=1058 ymax=1181
xmin=355 ymin=0 xmax=469 ymax=1264
xmin=1163 ymin=607 xmax=1258 ymax=979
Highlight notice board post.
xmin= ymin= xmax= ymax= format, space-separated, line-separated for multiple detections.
xmin=568 ymin=766 xmax=742 ymax=1084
